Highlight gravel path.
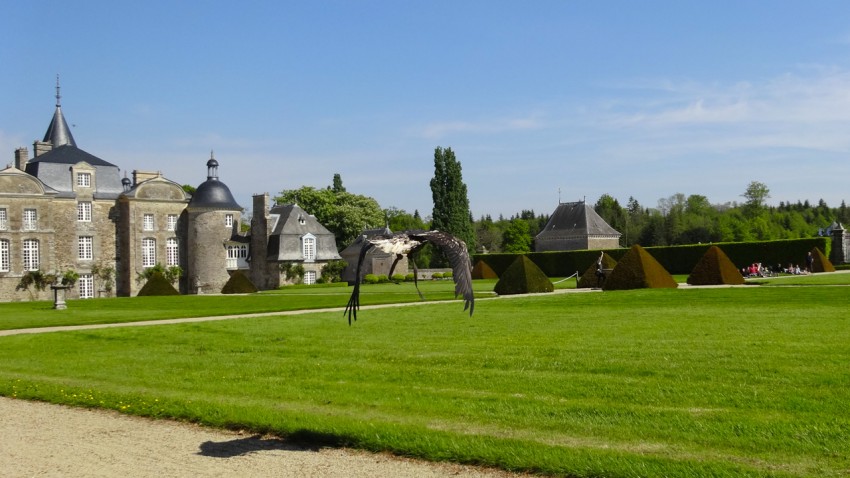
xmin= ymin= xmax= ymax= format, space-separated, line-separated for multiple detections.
xmin=0 ymin=397 xmax=527 ymax=478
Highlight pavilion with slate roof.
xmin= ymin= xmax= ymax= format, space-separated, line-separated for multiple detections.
xmin=535 ymin=200 xmax=622 ymax=252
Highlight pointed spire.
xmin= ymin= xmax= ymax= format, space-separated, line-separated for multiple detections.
xmin=42 ymin=75 xmax=76 ymax=148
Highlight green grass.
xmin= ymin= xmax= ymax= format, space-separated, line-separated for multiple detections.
xmin=1 ymin=283 xmax=849 ymax=477
xmin=0 ymin=281 xmax=498 ymax=331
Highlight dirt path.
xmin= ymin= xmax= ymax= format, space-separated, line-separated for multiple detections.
xmin=0 ymin=396 xmax=527 ymax=478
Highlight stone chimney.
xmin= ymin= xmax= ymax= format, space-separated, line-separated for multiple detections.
xmin=14 ymin=148 xmax=28 ymax=170
xmin=33 ymin=140 xmax=52 ymax=157
xmin=132 ymin=170 xmax=161 ymax=186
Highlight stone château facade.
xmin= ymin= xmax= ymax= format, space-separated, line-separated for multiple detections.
xmin=0 ymin=85 xmax=340 ymax=301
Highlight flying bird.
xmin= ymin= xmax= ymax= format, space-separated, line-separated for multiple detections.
xmin=344 ymin=230 xmax=474 ymax=324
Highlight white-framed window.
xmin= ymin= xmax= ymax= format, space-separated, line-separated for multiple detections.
xmin=78 ymin=274 xmax=94 ymax=299
xmin=23 ymin=239 xmax=39 ymax=271
xmin=167 ymin=214 xmax=178 ymax=232
xmin=143 ymin=213 xmax=154 ymax=231
xmin=77 ymin=172 xmax=92 ymax=188
xmin=302 ymin=234 xmax=316 ymax=262
xmin=142 ymin=238 xmax=156 ymax=267
xmin=303 ymin=270 xmax=316 ymax=285
xmin=23 ymin=208 xmax=37 ymax=231
xmin=0 ymin=239 xmax=9 ymax=272
xmin=166 ymin=238 xmax=179 ymax=266
xmin=78 ymin=236 xmax=93 ymax=260
xmin=225 ymin=214 xmax=234 ymax=228
xmin=77 ymin=201 xmax=92 ymax=222
xmin=226 ymin=244 xmax=248 ymax=269
xmin=0 ymin=208 xmax=7 ymax=230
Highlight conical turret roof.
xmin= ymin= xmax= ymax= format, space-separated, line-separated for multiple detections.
xmin=42 ymin=77 xmax=76 ymax=148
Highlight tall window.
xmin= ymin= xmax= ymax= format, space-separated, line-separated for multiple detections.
xmin=0 ymin=239 xmax=9 ymax=272
xmin=79 ymin=236 xmax=93 ymax=260
xmin=167 ymin=214 xmax=178 ymax=231
xmin=226 ymin=244 xmax=247 ymax=269
xmin=225 ymin=214 xmax=234 ymax=228
xmin=78 ymin=274 xmax=94 ymax=299
xmin=303 ymin=270 xmax=317 ymax=285
xmin=0 ymin=207 xmax=7 ymax=230
xmin=302 ymin=235 xmax=316 ymax=262
xmin=166 ymin=238 xmax=179 ymax=266
xmin=77 ymin=172 xmax=92 ymax=187
xmin=143 ymin=213 xmax=154 ymax=231
xmin=23 ymin=239 xmax=39 ymax=271
xmin=142 ymin=238 xmax=156 ymax=267
xmin=77 ymin=202 xmax=92 ymax=222
xmin=23 ymin=209 xmax=37 ymax=231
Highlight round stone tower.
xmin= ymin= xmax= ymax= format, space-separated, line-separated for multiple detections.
xmin=186 ymin=153 xmax=242 ymax=294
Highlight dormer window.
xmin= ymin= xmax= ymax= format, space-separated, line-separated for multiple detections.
xmin=302 ymin=234 xmax=316 ymax=262
xmin=77 ymin=172 xmax=92 ymax=187
xmin=298 ymin=214 xmax=306 ymax=225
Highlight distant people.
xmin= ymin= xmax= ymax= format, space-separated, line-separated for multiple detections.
xmin=806 ymin=251 xmax=814 ymax=273
xmin=595 ymin=252 xmax=606 ymax=287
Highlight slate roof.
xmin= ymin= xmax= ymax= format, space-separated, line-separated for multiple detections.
xmin=536 ymin=201 xmax=621 ymax=239
xmin=25 ymin=146 xmax=124 ymax=199
xmin=188 ymin=178 xmax=242 ymax=210
xmin=42 ymin=104 xmax=76 ymax=148
xmin=264 ymin=204 xmax=341 ymax=261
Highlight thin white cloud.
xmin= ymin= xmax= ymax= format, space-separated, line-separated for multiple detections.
xmin=419 ymin=114 xmax=545 ymax=139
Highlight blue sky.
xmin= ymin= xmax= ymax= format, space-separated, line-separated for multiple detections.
xmin=3 ymin=1 xmax=850 ymax=219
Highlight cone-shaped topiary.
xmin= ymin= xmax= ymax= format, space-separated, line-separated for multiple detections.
xmin=137 ymin=271 xmax=180 ymax=296
xmin=810 ymin=247 xmax=836 ymax=273
xmin=221 ymin=270 xmax=258 ymax=294
xmin=494 ymin=255 xmax=554 ymax=295
xmin=604 ymin=244 xmax=678 ymax=290
xmin=687 ymin=246 xmax=745 ymax=285
xmin=471 ymin=260 xmax=499 ymax=279
xmin=577 ymin=252 xmax=618 ymax=288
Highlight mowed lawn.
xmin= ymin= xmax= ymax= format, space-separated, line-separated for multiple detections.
xmin=1 ymin=280 xmax=849 ymax=477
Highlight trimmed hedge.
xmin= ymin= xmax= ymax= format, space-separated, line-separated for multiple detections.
xmin=471 ymin=260 xmax=499 ymax=279
xmin=687 ymin=246 xmax=745 ymax=286
xmin=137 ymin=272 xmax=180 ymax=296
xmin=221 ymin=270 xmax=258 ymax=294
xmin=811 ymin=247 xmax=836 ymax=273
xmin=493 ymin=256 xmax=554 ymax=295
xmin=473 ymin=237 xmax=831 ymax=277
xmin=604 ymin=245 xmax=678 ymax=291
xmin=577 ymin=253 xmax=617 ymax=289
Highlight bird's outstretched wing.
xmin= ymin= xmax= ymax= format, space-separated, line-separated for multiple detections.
xmin=412 ymin=231 xmax=475 ymax=315
xmin=344 ymin=240 xmax=374 ymax=324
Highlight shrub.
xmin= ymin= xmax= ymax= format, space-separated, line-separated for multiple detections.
xmin=137 ymin=272 xmax=180 ymax=296
xmin=377 ymin=274 xmax=389 ymax=283
xmin=471 ymin=260 xmax=498 ymax=279
xmin=321 ymin=260 xmax=347 ymax=283
xmin=363 ymin=274 xmax=380 ymax=284
xmin=443 ymin=270 xmax=453 ymax=279
xmin=221 ymin=270 xmax=258 ymax=294
xmin=604 ymin=245 xmax=677 ymax=291
xmin=391 ymin=274 xmax=406 ymax=283
xmin=811 ymin=247 xmax=836 ymax=273
xmin=431 ymin=272 xmax=443 ymax=280
xmin=405 ymin=273 xmax=415 ymax=282
xmin=494 ymin=255 xmax=554 ymax=295
xmin=687 ymin=246 xmax=745 ymax=285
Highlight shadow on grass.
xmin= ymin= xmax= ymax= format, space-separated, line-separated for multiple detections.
xmin=198 ymin=430 xmax=345 ymax=458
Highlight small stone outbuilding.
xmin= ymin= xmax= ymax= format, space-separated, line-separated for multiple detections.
xmin=535 ymin=200 xmax=621 ymax=252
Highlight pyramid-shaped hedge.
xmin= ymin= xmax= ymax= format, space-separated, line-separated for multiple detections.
xmin=471 ymin=260 xmax=499 ymax=279
xmin=221 ymin=270 xmax=258 ymax=294
xmin=687 ymin=246 xmax=745 ymax=285
xmin=137 ymin=272 xmax=180 ymax=296
xmin=494 ymin=255 xmax=554 ymax=295
xmin=810 ymin=247 xmax=836 ymax=273
xmin=604 ymin=244 xmax=678 ymax=290
xmin=577 ymin=252 xmax=618 ymax=289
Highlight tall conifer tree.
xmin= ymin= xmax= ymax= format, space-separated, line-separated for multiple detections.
xmin=430 ymin=147 xmax=475 ymax=255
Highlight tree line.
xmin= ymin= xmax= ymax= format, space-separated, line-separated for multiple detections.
xmin=275 ymin=152 xmax=847 ymax=260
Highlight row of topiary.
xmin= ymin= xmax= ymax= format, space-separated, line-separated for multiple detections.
xmin=474 ymin=237 xmax=832 ymax=277
xmin=481 ymin=244 xmax=836 ymax=295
